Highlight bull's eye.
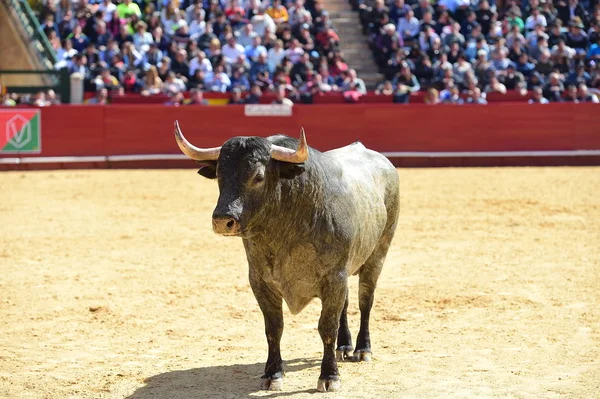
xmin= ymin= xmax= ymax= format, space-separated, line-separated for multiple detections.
xmin=253 ymin=174 xmax=265 ymax=184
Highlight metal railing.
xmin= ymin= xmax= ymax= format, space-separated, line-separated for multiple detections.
xmin=0 ymin=68 xmax=70 ymax=103
xmin=2 ymin=0 xmax=57 ymax=68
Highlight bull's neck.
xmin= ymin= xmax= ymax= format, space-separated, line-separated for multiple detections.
xmin=253 ymin=152 xmax=335 ymax=243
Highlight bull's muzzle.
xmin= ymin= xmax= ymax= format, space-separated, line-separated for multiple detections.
xmin=212 ymin=214 xmax=242 ymax=236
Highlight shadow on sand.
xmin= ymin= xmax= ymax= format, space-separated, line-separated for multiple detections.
xmin=126 ymin=358 xmax=321 ymax=399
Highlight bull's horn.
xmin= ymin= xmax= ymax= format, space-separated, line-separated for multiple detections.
xmin=174 ymin=120 xmax=221 ymax=161
xmin=270 ymin=127 xmax=309 ymax=164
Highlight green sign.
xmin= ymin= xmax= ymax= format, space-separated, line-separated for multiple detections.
xmin=0 ymin=109 xmax=42 ymax=154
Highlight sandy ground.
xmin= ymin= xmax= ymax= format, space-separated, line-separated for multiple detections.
xmin=0 ymin=167 xmax=599 ymax=399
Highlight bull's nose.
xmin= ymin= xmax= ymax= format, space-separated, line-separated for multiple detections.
xmin=212 ymin=216 xmax=241 ymax=235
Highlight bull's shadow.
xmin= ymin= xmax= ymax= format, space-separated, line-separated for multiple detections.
xmin=125 ymin=358 xmax=320 ymax=399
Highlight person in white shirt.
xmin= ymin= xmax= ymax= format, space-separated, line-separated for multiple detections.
xmin=189 ymin=51 xmax=213 ymax=77
xmin=525 ymin=8 xmax=547 ymax=31
xmin=222 ymin=34 xmax=246 ymax=64
xmin=98 ymin=0 xmax=117 ymax=23
xmin=267 ymin=39 xmax=285 ymax=72
xmin=188 ymin=10 xmax=206 ymax=40
xmin=284 ymin=39 xmax=304 ymax=64
xmin=251 ymin=7 xmax=276 ymax=37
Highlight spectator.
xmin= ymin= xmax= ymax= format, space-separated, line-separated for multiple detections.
xmin=267 ymin=0 xmax=289 ymax=24
xmin=397 ymin=9 xmax=420 ymax=42
xmin=87 ymin=88 xmax=109 ymax=104
xmin=94 ymin=68 xmax=119 ymax=90
xmin=423 ymin=87 xmax=440 ymax=104
xmin=272 ymin=85 xmax=294 ymax=105
xmin=543 ymin=72 xmax=565 ymax=101
xmin=133 ymin=21 xmax=153 ymax=54
xmin=484 ymin=76 xmax=508 ymax=94
xmin=441 ymin=85 xmax=464 ymax=104
xmin=229 ymin=88 xmax=246 ymax=104
xmin=222 ymin=34 xmax=246 ymax=64
xmin=577 ymin=83 xmax=599 ymax=102
xmin=267 ymin=39 xmax=286 ymax=73
xmin=188 ymin=88 xmax=209 ymax=105
xmin=116 ymin=0 xmax=141 ymax=20
xmin=205 ymin=65 xmax=232 ymax=92
xmin=162 ymin=71 xmax=187 ymax=94
xmin=245 ymin=84 xmax=263 ymax=103
xmin=563 ymin=84 xmax=580 ymax=102
xmin=528 ymin=86 xmax=550 ymax=103
xmin=142 ymin=65 xmax=163 ymax=95
xmin=466 ymin=87 xmax=488 ymax=104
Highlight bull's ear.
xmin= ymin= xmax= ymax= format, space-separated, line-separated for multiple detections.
xmin=197 ymin=161 xmax=217 ymax=179
xmin=279 ymin=162 xmax=306 ymax=179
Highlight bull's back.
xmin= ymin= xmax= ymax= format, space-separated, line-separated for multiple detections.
xmin=325 ymin=142 xmax=399 ymax=273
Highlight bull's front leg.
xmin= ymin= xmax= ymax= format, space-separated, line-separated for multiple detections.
xmin=249 ymin=271 xmax=284 ymax=391
xmin=317 ymin=272 xmax=348 ymax=392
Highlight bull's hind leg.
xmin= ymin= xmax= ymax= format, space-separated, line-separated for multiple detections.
xmin=354 ymin=230 xmax=395 ymax=362
xmin=336 ymin=287 xmax=354 ymax=361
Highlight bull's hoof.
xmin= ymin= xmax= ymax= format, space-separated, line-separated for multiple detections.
xmin=336 ymin=345 xmax=354 ymax=361
xmin=317 ymin=377 xmax=341 ymax=392
xmin=353 ymin=350 xmax=372 ymax=362
xmin=260 ymin=377 xmax=283 ymax=391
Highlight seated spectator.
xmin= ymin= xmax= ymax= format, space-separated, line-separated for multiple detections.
xmin=67 ymin=25 xmax=90 ymax=52
xmin=133 ymin=21 xmax=153 ymax=54
xmin=528 ymin=86 xmax=550 ymax=103
xmin=340 ymin=69 xmax=367 ymax=94
xmin=164 ymin=91 xmax=184 ymax=106
xmin=566 ymin=62 xmax=591 ymax=85
xmin=142 ymin=65 xmax=163 ymax=95
xmin=267 ymin=0 xmax=289 ymax=25
xmin=94 ymin=68 xmax=119 ymax=90
xmin=251 ymin=7 xmax=276 ymax=38
xmin=543 ymin=72 xmax=565 ymax=101
xmin=87 ymin=88 xmax=109 ymax=105
xmin=205 ymin=65 xmax=232 ymax=92
xmin=398 ymin=9 xmax=420 ymax=43
xmin=245 ymin=34 xmax=268 ymax=62
xmin=188 ymin=89 xmax=209 ymax=105
xmin=466 ymin=87 xmax=488 ymax=104
xmin=230 ymin=67 xmax=251 ymax=91
xmin=162 ymin=71 xmax=187 ymax=94
xmin=423 ymin=87 xmax=440 ymax=104
xmin=484 ymin=76 xmax=508 ymax=94
xmin=566 ymin=18 xmax=589 ymax=53
xmin=563 ymin=84 xmax=580 ymax=102
xmin=245 ymin=84 xmax=263 ymax=103
xmin=499 ymin=64 xmax=525 ymax=90
xmin=121 ymin=68 xmax=143 ymax=93
xmin=222 ymin=34 xmax=246 ymax=64
xmin=577 ymin=83 xmax=599 ymax=102
xmin=441 ymin=85 xmax=464 ymax=104
xmin=272 ymin=85 xmax=294 ymax=105
xmin=267 ymin=40 xmax=286 ymax=73
xmin=228 ymin=88 xmax=246 ymax=104
xmin=291 ymin=52 xmax=314 ymax=85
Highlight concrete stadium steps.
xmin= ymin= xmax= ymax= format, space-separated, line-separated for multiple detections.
xmin=322 ymin=0 xmax=383 ymax=89
xmin=0 ymin=0 xmax=52 ymax=86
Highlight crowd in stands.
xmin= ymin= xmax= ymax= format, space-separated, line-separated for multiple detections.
xmin=360 ymin=0 xmax=600 ymax=103
xmin=32 ymin=0 xmax=371 ymax=104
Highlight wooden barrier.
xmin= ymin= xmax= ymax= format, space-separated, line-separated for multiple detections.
xmin=1 ymin=103 xmax=599 ymax=170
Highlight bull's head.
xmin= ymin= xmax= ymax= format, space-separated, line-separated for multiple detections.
xmin=174 ymin=121 xmax=308 ymax=237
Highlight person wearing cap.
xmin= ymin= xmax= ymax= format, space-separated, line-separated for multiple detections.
xmin=566 ymin=18 xmax=589 ymax=52
xmin=556 ymin=0 xmax=589 ymax=31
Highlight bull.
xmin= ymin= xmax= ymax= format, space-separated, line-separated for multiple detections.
xmin=174 ymin=121 xmax=399 ymax=392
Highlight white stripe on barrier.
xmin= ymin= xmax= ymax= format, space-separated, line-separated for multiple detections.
xmin=1 ymin=150 xmax=600 ymax=165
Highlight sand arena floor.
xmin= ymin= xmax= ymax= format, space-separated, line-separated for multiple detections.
xmin=0 ymin=167 xmax=599 ymax=399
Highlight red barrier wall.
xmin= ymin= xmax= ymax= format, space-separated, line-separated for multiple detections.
xmin=1 ymin=103 xmax=599 ymax=169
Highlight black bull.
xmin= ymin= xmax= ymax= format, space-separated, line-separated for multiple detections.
xmin=174 ymin=121 xmax=400 ymax=392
